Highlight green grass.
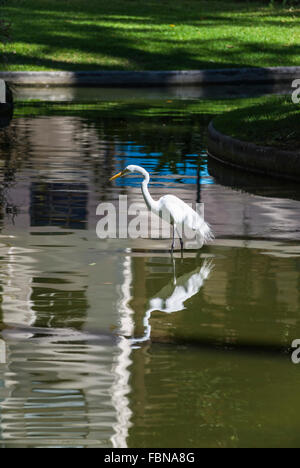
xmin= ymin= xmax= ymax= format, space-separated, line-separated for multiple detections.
xmin=1 ymin=0 xmax=300 ymax=71
xmin=213 ymin=95 xmax=300 ymax=151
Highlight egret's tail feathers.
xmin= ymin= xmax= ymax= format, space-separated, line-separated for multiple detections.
xmin=194 ymin=221 xmax=214 ymax=245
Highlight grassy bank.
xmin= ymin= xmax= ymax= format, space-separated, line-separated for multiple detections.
xmin=1 ymin=0 xmax=299 ymax=71
xmin=213 ymin=96 xmax=300 ymax=152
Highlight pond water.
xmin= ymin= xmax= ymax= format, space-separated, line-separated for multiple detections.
xmin=0 ymin=96 xmax=300 ymax=448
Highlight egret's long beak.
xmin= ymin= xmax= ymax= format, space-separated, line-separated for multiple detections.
xmin=109 ymin=171 xmax=124 ymax=182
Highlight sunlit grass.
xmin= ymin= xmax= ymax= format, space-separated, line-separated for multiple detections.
xmin=213 ymin=95 xmax=300 ymax=151
xmin=1 ymin=0 xmax=300 ymax=71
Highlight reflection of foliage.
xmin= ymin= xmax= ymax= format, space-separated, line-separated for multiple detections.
xmin=31 ymin=287 xmax=88 ymax=329
xmin=13 ymin=98 xmax=242 ymax=175
xmin=97 ymin=116 xmax=206 ymax=175
xmin=0 ymin=122 xmax=27 ymax=220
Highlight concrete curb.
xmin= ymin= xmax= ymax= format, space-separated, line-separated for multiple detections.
xmin=0 ymin=67 xmax=299 ymax=86
xmin=207 ymin=121 xmax=300 ymax=182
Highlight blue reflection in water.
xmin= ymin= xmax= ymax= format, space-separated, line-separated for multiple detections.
xmin=113 ymin=144 xmax=214 ymax=186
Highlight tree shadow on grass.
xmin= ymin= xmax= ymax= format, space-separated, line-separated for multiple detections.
xmin=2 ymin=0 xmax=300 ymax=71
xmin=212 ymin=96 xmax=300 ymax=151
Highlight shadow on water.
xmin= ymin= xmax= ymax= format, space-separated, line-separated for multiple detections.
xmin=126 ymin=254 xmax=292 ymax=356
xmin=120 ymin=251 xmax=300 ymax=448
xmin=208 ymin=156 xmax=300 ymax=202
xmin=121 ymin=248 xmax=300 ymax=353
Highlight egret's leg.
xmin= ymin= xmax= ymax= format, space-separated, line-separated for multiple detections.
xmin=176 ymin=226 xmax=184 ymax=252
xmin=170 ymin=224 xmax=175 ymax=252
xmin=171 ymin=254 xmax=177 ymax=285
xmin=180 ymin=242 xmax=184 ymax=261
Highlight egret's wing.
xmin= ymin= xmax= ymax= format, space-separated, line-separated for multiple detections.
xmin=158 ymin=195 xmax=189 ymax=224
xmin=158 ymin=195 xmax=214 ymax=244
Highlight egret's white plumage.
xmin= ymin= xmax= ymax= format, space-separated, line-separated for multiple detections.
xmin=109 ymin=164 xmax=213 ymax=250
xmin=131 ymin=259 xmax=213 ymax=344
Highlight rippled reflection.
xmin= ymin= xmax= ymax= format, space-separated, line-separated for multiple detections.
xmin=0 ymin=103 xmax=300 ymax=447
xmin=0 ymin=327 xmax=118 ymax=447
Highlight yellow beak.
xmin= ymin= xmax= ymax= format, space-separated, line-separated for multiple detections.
xmin=109 ymin=171 xmax=124 ymax=181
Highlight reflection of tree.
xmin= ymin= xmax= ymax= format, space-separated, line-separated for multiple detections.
xmin=30 ymin=285 xmax=88 ymax=329
xmin=30 ymin=182 xmax=89 ymax=230
xmin=126 ymin=250 xmax=300 ymax=448
xmin=128 ymin=336 xmax=300 ymax=448
xmin=86 ymin=113 xmax=208 ymax=176
xmin=128 ymin=247 xmax=300 ymax=350
xmin=0 ymin=114 xmax=30 ymax=221
xmin=0 ymin=104 xmax=210 ymax=229
xmin=128 ymin=345 xmax=247 ymax=448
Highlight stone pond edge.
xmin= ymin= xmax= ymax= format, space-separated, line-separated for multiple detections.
xmin=207 ymin=121 xmax=300 ymax=182
xmin=0 ymin=66 xmax=299 ymax=86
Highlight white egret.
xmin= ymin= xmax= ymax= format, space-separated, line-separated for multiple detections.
xmin=109 ymin=165 xmax=213 ymax=251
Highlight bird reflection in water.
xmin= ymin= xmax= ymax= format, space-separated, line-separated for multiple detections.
xmin=130 ymin=258 xmax=213 ymax=346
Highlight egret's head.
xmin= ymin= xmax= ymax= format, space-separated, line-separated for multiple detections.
xmin=109 ymin=165 xmax=143 ymax=181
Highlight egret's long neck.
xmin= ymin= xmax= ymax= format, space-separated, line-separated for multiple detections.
xmin=140 ymin=170 xmax=158 ymax=213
